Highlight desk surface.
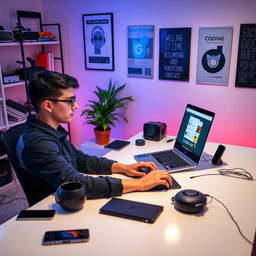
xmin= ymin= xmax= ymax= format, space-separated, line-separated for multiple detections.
xmin=1 ymin=132 xmax=255 ymax=256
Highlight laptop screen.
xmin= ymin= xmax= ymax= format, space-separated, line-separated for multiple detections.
xmin=174 ymin=104 xmax=215 ymax=163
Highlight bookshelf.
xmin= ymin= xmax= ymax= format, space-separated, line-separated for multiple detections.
xmin=0 ymin=10 xmax=67 ymax=189
xmin=0 ymin=38 xmax=64 ymax=132
xmin=0 ymin=10 xmax=66 ymax=133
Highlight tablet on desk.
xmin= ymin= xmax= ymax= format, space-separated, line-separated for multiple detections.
xmin=99 ymin=198 xmax=163 ymax=223
xmin=104 ymin=140 xmax=130 ymax=150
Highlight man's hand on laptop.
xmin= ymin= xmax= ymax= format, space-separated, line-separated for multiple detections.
xmin=120 ymin=168 xmax=172 ymax=193
xmin=112 ymin=162 xmax=158 ymax=178
xmin=136 ymin=170 xmax=173 ymax=191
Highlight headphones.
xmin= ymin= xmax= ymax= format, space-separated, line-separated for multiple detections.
xmin=172 ymin=189 xmax=207 ymax=214
xmin=91 ymin=26 xmax=105 ymax=44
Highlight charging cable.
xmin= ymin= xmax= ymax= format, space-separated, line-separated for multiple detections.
xmin=190 ymin=168 xmax=255 ymax=181
xmin=205 ymin=194 xmax=253 ymax=245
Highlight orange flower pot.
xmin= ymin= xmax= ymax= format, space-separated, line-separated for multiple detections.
xmin=94 ymin=128 xmax=111 ymax=145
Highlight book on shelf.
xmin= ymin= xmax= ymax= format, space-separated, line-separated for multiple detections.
xmin=6 ymin=99 xmax=29 ymax=122
xmin=36 ymin=52 xmax=54 ymax=71
xmin=7 ymin=105 xmax=28 ymax=117
xmin=6 ymin=99 xmax=29 ymax=114
xmin=7 ymin=113 xmax=26 ymax=122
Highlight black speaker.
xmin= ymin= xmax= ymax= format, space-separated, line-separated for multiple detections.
xmin=212 ymin=144 xmax=226 ymax=165
xmin=143 ymin=121 xmax=166 ymax=141
xmin=172 ymin=189 xmax=207 ymax=214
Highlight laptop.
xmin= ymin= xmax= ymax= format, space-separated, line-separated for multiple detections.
xmin=99 ymin=198 xmax=163 ymax=223
xmin=134 ymin=104 xmax=215 ymax=172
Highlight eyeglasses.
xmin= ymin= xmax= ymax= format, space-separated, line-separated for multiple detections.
xmin=46 ymin=96 xmax=77 ymax=107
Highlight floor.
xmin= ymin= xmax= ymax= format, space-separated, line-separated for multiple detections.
xmin=0 ymin=177 xmax=29 ymax=225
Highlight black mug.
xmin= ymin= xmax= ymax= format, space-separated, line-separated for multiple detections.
xmin=55 ymin=182 xmax=86 ymax=211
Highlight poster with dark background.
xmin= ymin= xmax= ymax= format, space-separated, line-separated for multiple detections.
xmin=235 ymin=24 xmax=256 ymax=88
xmin=159 ymin=28 xmax=191 ymax=81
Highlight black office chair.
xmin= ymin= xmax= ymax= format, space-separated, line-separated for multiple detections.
xmin=0 ymin=124 xmax=38 ymax=206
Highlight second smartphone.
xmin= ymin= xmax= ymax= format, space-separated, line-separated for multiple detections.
xmin=42 ymin=229 xmax=90 ymax=245
xmin=16 ymin=210 xmax=55 ymax=220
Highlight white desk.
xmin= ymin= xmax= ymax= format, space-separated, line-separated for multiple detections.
xmin=0 ymin=132 xmax=255 ymax=256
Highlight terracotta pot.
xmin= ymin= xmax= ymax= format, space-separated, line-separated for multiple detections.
xmin=94 ymin=128 xmax=111 ymax=145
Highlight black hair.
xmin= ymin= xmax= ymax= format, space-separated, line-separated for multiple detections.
xmin=28 ymin=71 xmax=79 ymax=112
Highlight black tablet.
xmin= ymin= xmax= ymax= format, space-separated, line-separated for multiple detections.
xmin=104 ymin=140 xmax=131 ymax=150
xmin=99 ymin=198 xmax=163 ymax=223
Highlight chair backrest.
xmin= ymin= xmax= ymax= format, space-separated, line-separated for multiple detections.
xmin=0 ymin=124 xmax=36 ymax=206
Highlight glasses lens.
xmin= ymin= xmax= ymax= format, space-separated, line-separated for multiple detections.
xmin=69 ymin=96 xmax=76 ymax=107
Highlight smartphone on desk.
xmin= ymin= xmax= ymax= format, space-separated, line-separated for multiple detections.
xmin=16 ymin=210 xmax=55 ymax=220
xmin=42 ymin=229 xmax=90 ymax=245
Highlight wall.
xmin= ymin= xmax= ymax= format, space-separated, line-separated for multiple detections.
xmin=2 ymin=0 xmax=256 ymax=148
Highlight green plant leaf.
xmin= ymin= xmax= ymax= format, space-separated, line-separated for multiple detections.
xmin=81 ymin=79 xmax=134 ymax=131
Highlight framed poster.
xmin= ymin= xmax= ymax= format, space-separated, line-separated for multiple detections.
xmin=196 ymin=27 xmax=233 ymax=85
xmin=235 ymin=24 xmax=256 ymax=88
xmin=127 ymin=25 xmax=154 ymax=79
xmin=159 ymin=27 xmax=191 ymax=81
xmin=82 ymin=13 xmax=114 ymax=71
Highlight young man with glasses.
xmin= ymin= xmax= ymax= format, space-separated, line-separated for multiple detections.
xmin=17 ymin=71 xmax=172 ymax=203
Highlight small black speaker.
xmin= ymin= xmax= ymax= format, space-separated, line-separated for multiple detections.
xmin=172 ymin=189 xmax=207 ymax=214
xmin=143 ymin=121 xmax=166 ymax=141
xmin=212 ymin=144 xmax=226 ymax=165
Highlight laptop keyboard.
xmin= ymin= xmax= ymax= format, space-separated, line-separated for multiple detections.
xmin=151 ymin=150 xmax=190 ymax=169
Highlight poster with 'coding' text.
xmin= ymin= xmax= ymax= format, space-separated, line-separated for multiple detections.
xmin=196 ymin=27 xmax=233 ymax=85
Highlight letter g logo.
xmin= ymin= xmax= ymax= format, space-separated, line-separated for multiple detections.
xmin=132 ymin=37 xmax=149 ymax=59
xmin=135 ymin=44 xmax=143 ymax=55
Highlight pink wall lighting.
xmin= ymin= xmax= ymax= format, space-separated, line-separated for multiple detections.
xmin=2 ymin=0 xmax=256 ymax=149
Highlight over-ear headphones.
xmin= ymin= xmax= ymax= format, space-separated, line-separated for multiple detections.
xmin=172 ymin=189 xmax=207 ymax=214
xmin=91 ymin=26 xmax=105 ymax=44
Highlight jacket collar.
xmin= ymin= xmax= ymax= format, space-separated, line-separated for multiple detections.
xmin=26 ymin=115 xmax=69 ymax=140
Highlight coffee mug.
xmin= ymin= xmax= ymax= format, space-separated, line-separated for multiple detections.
xmin=55 ymin=182 xmax=86 ymax=211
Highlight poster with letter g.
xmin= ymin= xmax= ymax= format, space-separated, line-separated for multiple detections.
xmin=127 ymin=25 xmax=154 ymax=79
xmin=196 ymin=27 xmax=233 ymax=85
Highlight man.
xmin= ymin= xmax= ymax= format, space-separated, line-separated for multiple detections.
xmin=17 ymin=71 xmax=172 ymax=203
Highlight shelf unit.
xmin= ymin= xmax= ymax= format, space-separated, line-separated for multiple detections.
xmin=0 ymin=11 xmax=68 ymax=189
xmin=0 ymin=40 xmax=63 ymax=131
xmin=0 ymin=10 xmax=68 ymax=131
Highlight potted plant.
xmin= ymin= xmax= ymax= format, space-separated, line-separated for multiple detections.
xmin=81 ymin=79 xmax=134 ymax=145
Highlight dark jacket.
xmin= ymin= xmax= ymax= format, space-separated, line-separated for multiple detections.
xmin=16 ymin=115 xmax=123 ymax=203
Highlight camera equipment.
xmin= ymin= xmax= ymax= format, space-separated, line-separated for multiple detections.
xmin=13 ymin=24 xmax=39 ymax=41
